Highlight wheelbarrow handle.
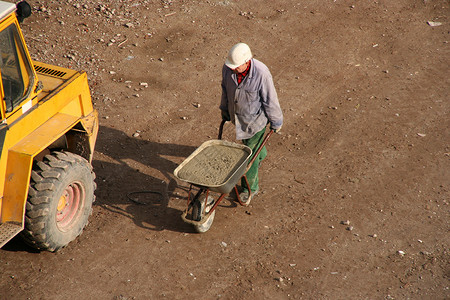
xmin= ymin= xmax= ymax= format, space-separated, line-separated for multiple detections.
xmin=245 ymin=129 xmax=273 ymax=173
xmin=218 ymin=119 xmax=226 ymax=140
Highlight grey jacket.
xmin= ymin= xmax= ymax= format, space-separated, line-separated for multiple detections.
xmin=220 ymin=58 xmax=283 ymax=140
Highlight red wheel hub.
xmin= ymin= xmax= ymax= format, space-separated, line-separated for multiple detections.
xmin=56 ymin=182 xmax=84 ymax=230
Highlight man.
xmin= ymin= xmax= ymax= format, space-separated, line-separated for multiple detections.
xmin=220 ymin=42 xmax=283 ymax=204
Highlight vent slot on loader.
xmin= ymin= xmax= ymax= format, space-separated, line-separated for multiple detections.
xmin=34 ymin=65 xmax=67 ymax=78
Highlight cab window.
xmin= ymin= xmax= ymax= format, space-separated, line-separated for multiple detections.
xmin=0 ymin=23 xmax=34 ymax=113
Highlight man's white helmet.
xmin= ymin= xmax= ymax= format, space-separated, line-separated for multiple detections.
xmin=225 ymin=43 xmax=252 ymax=69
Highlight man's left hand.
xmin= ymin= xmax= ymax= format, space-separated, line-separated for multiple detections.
xmin=271 ymin=126 xmax=282 ymax=133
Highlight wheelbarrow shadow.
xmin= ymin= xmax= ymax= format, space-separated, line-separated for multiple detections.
xmin=93 ymin=125 xmax=198 ymax=233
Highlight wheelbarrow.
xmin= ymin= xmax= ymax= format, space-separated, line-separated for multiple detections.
xmin=173 ymin=120 xmax=273 ymax=232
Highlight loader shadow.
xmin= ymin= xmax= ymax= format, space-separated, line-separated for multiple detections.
xmin=93 ymin=125 xmax=201 ymax=233
xmin=1 ymin=235 xmax=40 ymax=252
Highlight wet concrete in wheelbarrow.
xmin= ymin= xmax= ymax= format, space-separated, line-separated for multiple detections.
xmin=177 ymin=144 xmax=249 ymax=187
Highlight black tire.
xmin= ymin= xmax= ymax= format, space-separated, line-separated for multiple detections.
xmin=192 ymin=194 xmax=215 ymax=233
xmin=20 ymin=151 xmax=96 ymax=252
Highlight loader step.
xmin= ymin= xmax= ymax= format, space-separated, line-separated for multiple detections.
xmin=0 ymin=222 xmax=23 ymax=248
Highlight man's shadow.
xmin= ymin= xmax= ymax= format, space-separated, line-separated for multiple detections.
xmin=92 ymin=125 xmax=198 ymax=233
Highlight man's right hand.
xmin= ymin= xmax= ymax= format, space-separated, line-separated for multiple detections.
xmin=221 ymin=110 xmax=230 ymax=121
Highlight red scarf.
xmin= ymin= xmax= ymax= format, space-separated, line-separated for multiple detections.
xmin=237 ymin=61 xmax=251 ymax=84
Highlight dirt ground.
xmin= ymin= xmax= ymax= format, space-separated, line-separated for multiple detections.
xmin=1 ymin=0 xmax=449 ymax=299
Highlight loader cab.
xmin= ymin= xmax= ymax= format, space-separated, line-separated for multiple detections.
xmin=0 ymin=1 xmax=35 ymax=120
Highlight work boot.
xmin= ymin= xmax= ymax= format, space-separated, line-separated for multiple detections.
xmin=239 ymin=189 xmax=259 ymax=205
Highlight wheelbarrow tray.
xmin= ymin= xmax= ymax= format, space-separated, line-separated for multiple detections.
xmin=174 ymin=140 xmax=252 ymax=194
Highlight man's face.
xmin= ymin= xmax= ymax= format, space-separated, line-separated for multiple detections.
xmin=232 ymin=61 xmax=249 ymax=74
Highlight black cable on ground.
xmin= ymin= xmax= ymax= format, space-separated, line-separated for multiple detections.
xmin=126 ymin=191 xmax=165 ymax=205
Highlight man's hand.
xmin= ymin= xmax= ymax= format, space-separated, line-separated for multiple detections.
xmin=221 ymin=110 xmax=230 ymax=121
xmin=271 ymin=126 xmax=282 ymax=133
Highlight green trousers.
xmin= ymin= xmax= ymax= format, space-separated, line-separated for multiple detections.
xmin=241 ymin=127 xmax=267 ymax=193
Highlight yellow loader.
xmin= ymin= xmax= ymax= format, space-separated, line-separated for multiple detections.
xmin=0 ymin=1 xmax=98 ymax=251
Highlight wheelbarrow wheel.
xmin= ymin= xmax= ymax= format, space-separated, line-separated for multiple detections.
xmin=192 ymin=194 xmax=215 ymax=233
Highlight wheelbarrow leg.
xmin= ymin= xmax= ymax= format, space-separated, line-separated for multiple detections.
xmin=235 ymin=175 xmax=253 ymax=206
